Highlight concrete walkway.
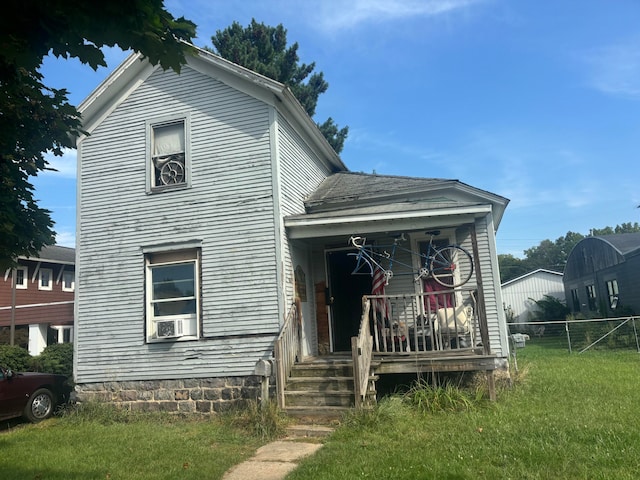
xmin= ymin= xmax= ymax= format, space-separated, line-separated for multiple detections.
xmin=221 ymin=425 xmax=333 ymax=480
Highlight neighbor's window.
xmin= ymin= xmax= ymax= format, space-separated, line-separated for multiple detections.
xmin=570 ymin=288 xmax=580 ymax=311
xmin=606 ymin=279 xmax=619 ymax=309
xmin=585 ymin=284 xmax=597 ymax=311
xmin=145 ymin=249 xmax=200 ymax=341
xmin=15 ymin=266 xmax=28 ymax=290
xmin=39 ymin=268 xmax=53 ymax=291
xmin=150 ymin=119 xmax=187 ymax=190
xmin=62 ymin=271 xmax=75 ymax=292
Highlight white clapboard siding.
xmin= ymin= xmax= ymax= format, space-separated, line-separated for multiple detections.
xmin=501 ymin=270 xmax=564 ymax=322
xmin=76 ymin=65 xmax=283 ymax=382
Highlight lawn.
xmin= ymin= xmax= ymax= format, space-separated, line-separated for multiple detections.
xmin=290 ymin=340 xmax=640 ymax=479
xmin=2 ymin=341 xmax=639 ymax=479
xmin=0 ymin=406 xmax=266 ymax=480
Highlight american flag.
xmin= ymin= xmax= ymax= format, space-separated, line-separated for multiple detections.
xmin=372 ymin=266 xmax=390 ymax=320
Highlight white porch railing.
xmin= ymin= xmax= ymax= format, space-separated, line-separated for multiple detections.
xmin=366 ymin=287 xmax=482 ymax=354
xmin=352 ymin=297 xmax=374 ymax=408
xmin=274 ymin=302 xmax=300 ymax=408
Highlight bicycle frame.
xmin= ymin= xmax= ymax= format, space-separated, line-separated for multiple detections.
xmin=349 ymin=232 xmax=473 ymax=288
xmin=349 ymin=235 xmax=430 ymax=283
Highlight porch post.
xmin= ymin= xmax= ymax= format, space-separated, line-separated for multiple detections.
xmin=470 ymin=225 xmax=491 ymax=355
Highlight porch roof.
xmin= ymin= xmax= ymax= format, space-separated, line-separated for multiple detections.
xmin=285 ymin=172 xmax=508 ymax=239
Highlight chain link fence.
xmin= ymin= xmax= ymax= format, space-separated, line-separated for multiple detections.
xmin=508 ymin=316 xmax=640 ymax=354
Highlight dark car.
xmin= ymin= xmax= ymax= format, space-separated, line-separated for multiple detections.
xmin=0 ymin=366 xmax=72 ymax=422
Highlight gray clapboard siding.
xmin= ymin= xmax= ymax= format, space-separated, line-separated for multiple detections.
xmin=469 ymin=215 xmax=507 ymax=357
xmin=76 ymin=65 xmax=284 ymax=382
xmin=276 ymin=115 xmax=334 ymax=304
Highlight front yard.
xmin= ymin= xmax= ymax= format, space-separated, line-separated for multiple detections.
xmin=3 ymin=340 xmax=640 ymax=479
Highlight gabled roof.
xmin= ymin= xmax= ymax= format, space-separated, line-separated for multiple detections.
xmin=77 ymin=43 xmax=346 ymax=172
xmin=19 ymin=245 xmax=75 ymax=265
xmin=501 ymin=268 xmax=563 ymax=288
xmin=593 ymin=232 xmax=640 ymax=257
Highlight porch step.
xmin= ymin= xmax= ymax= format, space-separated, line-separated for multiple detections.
xmin=284 ymin=406 xmax=352 ymax=423
xmin=285 ymin=389 xmax=356 ymax=407
xmin=283 ymin=356 xmax=379 ymax=413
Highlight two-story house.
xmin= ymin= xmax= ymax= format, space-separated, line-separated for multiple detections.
xmin=74 ymin=46 xmax=510 ymax=414
xmin=1 ymin=245 xmax=75 ymax=355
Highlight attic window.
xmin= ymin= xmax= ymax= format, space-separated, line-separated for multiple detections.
xmin=150 ymin=119 xmax=188 ymax=190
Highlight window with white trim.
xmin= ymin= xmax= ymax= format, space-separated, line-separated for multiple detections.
xmin=15 ymin=266 xmax=28 ymax=289
xmin=149 ymin=118 xmax=189 ymax=190
xmin=39 ymin=268 xmax=53 ymax=291
xmin=145 ymin=249 xmax=200 ymax=342
xmin=62 ymin=271 xmax=75 ymax=292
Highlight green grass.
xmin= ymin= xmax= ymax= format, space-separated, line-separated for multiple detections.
xmin=289 ymin=340 xmax=640 ymax=479
xmin=3 ymin=343 xmax=639 ymax=479
xmin=1 ymin=404 xmax=267 ymax=480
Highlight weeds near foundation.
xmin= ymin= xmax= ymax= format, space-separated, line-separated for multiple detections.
xmin=402 ymin=379 xmax=482 ymax=413
xmin=224 ymin=400 xmax=290 ymax=440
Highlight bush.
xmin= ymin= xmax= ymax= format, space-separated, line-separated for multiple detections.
xmin=30 ymin=342 xmax=74 ymax=378
xmin=0 ymin=344 xmax=32 ymax=370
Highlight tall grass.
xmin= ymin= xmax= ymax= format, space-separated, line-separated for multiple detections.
xmin=289 ymin=340 xmax=640 ymax=479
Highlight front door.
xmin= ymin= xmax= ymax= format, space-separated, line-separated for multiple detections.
xmin=326 ymin=249 xmax=372 ymax=351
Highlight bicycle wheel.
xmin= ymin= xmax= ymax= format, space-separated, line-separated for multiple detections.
xmin=429 ymin=245 xmax=474 ymax=288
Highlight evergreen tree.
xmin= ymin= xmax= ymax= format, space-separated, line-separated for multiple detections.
xmin=210 ymin=19 xmax=349 ymax=153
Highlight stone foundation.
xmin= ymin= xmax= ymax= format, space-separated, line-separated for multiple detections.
xmin=74 ymin=375 xmax=268 ymax=413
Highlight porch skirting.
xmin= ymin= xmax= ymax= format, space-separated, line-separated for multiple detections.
xmin=74 ymin=375 xmax=269 ymax=413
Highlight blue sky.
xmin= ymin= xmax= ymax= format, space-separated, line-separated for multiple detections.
xmin=37 ymin=0 xmax=640 ymax=256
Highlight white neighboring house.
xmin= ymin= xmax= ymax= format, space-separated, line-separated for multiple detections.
xmin=501 ymin=269 xmax=564 ymax=326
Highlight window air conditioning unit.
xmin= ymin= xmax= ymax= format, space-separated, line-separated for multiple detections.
xmin=156 ymin=319 xmax=184 ymax=338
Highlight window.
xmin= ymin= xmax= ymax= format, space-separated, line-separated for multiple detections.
xmin=39 ymin=268 xmax=53 ymax=291
xmin=606 ymin=279 xmax=619 ymax=309
xmin=149 ymin=118 xmax=189 ymax=190
xmin=585 ymin=284 xmax=597 ymax=311
xmin=570 ymin=288 xmax=580 ymax=311
xmin=145 ymin=249 xmax=200 ymax=342
xmin=62 ymin=271 xmax=75 ymax=292
xmin=15 ymin=266 xmax=27 ymax=289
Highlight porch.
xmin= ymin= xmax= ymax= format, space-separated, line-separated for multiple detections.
xmin=275 ymin=286 xmax=499 ymax=418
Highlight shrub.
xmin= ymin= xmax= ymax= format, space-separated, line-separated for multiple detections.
xmin=0 ymin=344 xmax=32 ymax=370
xmin=31 ymin=342 xmax=74 ymax=378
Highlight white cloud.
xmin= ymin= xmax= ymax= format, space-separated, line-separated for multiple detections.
xmin=43 ymin=148 xmax=77 ymax=179
xmin=315 ymin=0 xmax=488 ymax=31
xmin=54 ymin=230 xmax=76 ymax=248
xmin=582 ymin=36 xmax=640 ymax=99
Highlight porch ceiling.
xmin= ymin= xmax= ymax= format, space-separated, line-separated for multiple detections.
xmin=284 ymin=203 xmax=491 ymax=239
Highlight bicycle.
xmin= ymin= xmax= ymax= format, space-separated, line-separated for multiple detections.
xmin=349 ymin=230 xmax=474 ymax=288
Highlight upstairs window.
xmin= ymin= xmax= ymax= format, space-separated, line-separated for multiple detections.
xmin=149 ymin=117 xmax=189 ymax=191
xmin=39 ymin=268 xmax=53 ymax=291
xmin=62 ymin=271 xmax=75 ymax=292
xmin=15 ymin=266 xmax=28 ymax=290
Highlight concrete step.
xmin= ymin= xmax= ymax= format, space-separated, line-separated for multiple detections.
xmin=286 ymin=424 xmax=335 ymax=438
